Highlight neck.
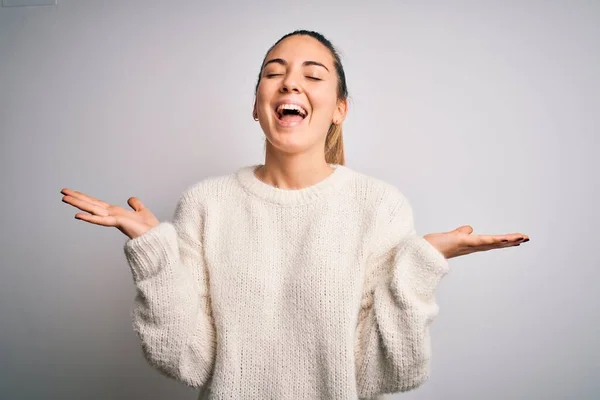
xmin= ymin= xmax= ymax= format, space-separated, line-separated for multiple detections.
xmin=256 ymin=147 xmax=334 ymax=190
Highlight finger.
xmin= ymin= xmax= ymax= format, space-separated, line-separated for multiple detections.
xmin=63 ymin=195 xmax=110 ymax=217
xmin=504 ymin=235 xmax=529 ymax=244
xmin=463 ymin=234 xmax=498 ymax=247
xmin=479 ymin=234 xmax=528 ymax=245
xmin=498 ymin=241 xmax=522 ymax=248
xmin=455 ymin=225 xmax=474 ymax=235
xmin=460 ymin=233 xmax=528 ymax=254
xmin=61 ymin=188 xmax=111 ymax=208
xmin=127 ymin=197 xmax=146 ymax=212
xmin=495 ymin=242 xmax=522 ymax=250
xmin=463 ymin=236 xmax=522 ymax=252
xmin=74 ymin=212 xmax=118 ymax=227
xmin=490 ymin=237 xmax=527 ymax=248
xmin=502 ymin=233 xmax=529 ymax=241
xmin=481 ymin=240 xmax=525 ymax=252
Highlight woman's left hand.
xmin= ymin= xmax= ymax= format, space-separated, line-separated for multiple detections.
xmin=423 ymin=225 xmax=529 ymax=260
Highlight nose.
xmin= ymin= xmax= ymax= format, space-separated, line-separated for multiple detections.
xmin=279 ymin=72 xmax=301 ymax=94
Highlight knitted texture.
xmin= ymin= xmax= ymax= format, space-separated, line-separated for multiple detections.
xmin=123 ymin=163 xmax=450 ymax=399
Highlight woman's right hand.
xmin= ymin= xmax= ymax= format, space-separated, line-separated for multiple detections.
xmin=60 ymin=188 xmax=160 ymax=240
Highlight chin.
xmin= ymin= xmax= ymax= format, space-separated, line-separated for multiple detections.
xmin=267 ymin=137 xmax=306 ymax=153
xmin=267 ymin=136 xmax=325 ymax=157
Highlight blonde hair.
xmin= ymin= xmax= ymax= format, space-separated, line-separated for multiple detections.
xmin=325 ymin=122 xmax=344 ymax=165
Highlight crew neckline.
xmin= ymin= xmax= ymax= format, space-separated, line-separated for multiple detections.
xmin=235 ymin=163 xmax=354 ymax=206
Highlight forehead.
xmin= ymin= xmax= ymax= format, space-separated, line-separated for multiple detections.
xmin=265 ymin=35 xmax=334 ymax=67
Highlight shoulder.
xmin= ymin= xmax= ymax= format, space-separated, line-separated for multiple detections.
xmin=347 ymin=169 xmax=416 ymax=249
xmin=178 ymin=168 xmax=241 ymax=204
xmin=353 ymin=171 xmax=417 ymax=253
xmin=168 ymin=170 xmax=239 ymax=224
xmin=349 ymin=168 xmax=412 ymax=215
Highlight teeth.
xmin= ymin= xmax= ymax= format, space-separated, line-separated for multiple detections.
xmin=276 ymin=103 xmax=307 ymax=117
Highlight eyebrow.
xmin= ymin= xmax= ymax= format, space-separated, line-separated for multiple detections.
xmin=263 ymin=58 xmax=330 ymax=72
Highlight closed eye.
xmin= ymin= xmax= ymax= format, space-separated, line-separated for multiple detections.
xmin=265 ymin=74 xmax=322 ymax=81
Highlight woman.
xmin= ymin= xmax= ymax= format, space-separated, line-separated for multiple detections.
xmin=60 ymin=30 xmax=529 ymax=399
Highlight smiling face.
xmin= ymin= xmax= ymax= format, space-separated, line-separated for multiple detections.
xmin=253 ymin=34 xmax=347 ymax=156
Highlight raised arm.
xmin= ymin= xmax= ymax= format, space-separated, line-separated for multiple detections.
xmin=355 ymin=190 xmax=450 ymax=398
xmin=123 ymin=188 xmax=216 ymax=388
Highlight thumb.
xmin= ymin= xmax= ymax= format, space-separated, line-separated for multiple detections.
xmin=127 ymin=197 xmax=146 ymax=212
xmin=455 ymin=225 xmax=474 ymax=234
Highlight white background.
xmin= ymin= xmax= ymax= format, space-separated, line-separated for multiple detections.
xmin=1 ymin=1 xmax=598 ymax=399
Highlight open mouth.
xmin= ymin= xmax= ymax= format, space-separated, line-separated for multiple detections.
xmin=275 ymin=104 xmax=308 ymax=127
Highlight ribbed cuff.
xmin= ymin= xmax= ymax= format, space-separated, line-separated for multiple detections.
xmin=390 ymin=236 xmax=450 ymax=303
xmin=123 ymin=222 xmax=176 ymax=282
xmin=358 ymin=359 xmax=430 ymax=398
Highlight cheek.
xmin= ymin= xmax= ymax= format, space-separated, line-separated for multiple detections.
xmin=309 ymin=92 xmax=338 ymax=120
xmin=255 ymin=83 xmax=273 ymax=111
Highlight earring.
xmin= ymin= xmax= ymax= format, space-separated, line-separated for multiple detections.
xmin=253 ymin=115 xmax=259 ymax=121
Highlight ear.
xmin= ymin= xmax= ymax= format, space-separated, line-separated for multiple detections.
xmin=252 ymin=98 xmax=258 ymax=120
xmin=332 ymin=98 xmax=348 ymax=125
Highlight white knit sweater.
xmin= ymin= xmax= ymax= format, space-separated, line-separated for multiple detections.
xmin=123 ymin=163 xmax=450 ymax=399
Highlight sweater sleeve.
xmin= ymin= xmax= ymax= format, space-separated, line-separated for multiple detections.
xmin=123 ymin=189 xmax=216 ymax=388
xmin=355 ymin=191 xmax=450 ymax=398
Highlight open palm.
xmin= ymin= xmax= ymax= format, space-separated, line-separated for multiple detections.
xmin=60 ymin=188 xmax=159 ymax=240
xmin=424 ymin=225 xmax=529 ymax=259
